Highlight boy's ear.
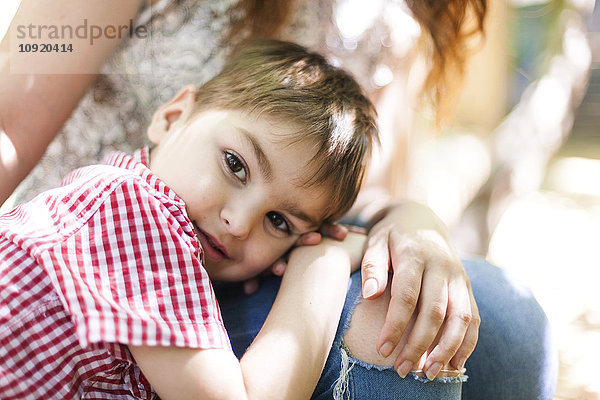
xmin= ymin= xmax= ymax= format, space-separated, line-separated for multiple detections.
xmin=147 ymin=85 xmax=197 ymax=144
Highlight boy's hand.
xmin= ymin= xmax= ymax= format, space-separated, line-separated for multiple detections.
xmin=334 ymin=231 xmax=367 ymax=272
xmin=242 ymin=226 xmax=360 ymax=294
xmin=319 ymin=223 xmax=350 ymax=241
xmin=270 ymin=224 xmax=359 ymax=276
xmin=288 ymin=231 xmax=367 ymax=273
xmin=293 ymin=223 xmax=351 ymax=247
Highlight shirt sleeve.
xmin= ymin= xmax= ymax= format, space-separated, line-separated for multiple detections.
xmin=38 ymin=177 xmax=231 ymax=351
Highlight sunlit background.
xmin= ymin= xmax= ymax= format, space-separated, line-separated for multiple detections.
xmin=1 ymin=0 xmax=599 ymax=398
xmin=406 ymin=1 xmax=600 ymax=398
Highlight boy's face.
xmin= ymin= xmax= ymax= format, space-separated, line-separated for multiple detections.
xmin=148 ymin=87 xmax=329 ymax=281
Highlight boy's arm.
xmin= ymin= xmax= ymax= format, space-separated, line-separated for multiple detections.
xmin=129 ymin=233 xmax=366 ymax=400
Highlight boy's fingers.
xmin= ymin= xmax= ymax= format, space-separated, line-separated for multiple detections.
xmin=361 ymin=231 xmax=390 ymax=300
xmin=346 ymin=225 xmax=367 ymax=234
xmin=295 ymin=231 xmax=321 ymax=246
xmin=320 ymin=223 xmax=348 ymax=241
xmin=271 ymin=259 xmax=287 ymax=276
xmin=243 ymin=278 xmax=260 ymax=295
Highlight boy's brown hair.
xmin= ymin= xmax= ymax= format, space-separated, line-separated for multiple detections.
xmin=192 ymin=39 xmax=378 ymax=223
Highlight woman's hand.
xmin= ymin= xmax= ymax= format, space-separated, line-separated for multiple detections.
xmin=361 ymin=201 xmax=480 ymax=380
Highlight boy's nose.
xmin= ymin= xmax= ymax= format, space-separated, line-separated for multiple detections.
xmin=220 ymin=207 xmax=256 ymax=240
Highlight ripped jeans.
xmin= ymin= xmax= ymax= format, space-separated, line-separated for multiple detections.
xmin=214 ymin=259 xmax=558 ymax=399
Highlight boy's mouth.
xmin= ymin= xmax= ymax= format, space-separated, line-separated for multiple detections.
xmin=193 ymin=223 xmax=230 ymax=261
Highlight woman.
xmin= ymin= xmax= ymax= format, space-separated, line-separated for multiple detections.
xmin=0 ymin=0 xmax=556 ymax=398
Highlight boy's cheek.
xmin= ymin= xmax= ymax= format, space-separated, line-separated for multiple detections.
xmin=253 ymin=236 xmax=295 ymax=259
xmin=242 ymin=247 xmax=289 ymax=278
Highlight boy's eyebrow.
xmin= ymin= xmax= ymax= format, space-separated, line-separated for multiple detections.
xmin=237 ymin=127 xmax=320 ymax=231
xmin=237 ymin=128 xmax=273 ymax=181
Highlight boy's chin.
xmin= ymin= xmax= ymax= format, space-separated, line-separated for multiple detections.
xmin=204 ymin=263 xmax=267 ymax=283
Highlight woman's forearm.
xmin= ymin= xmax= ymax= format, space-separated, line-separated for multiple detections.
xmin=348 ymin=191 xmax=450 ymax=241
xmin=0 ymin=0 xmax=143 ymax=206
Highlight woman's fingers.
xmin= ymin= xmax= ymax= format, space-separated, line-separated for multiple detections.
xmin=391 ymin=261 xmax=448 ymax=378
xmin=359 ymin=202 xmax=479 ymax=380
xmin=418 ymin=270 xmax=475 ymax=379
xmin=448 ymin=283 xmax=480 ymax=371
xmin=374 ymin=231 xmax=425 ymax=359
xmin=360 ymin=230 xmax=391 ymax=300
xmin=375 ymin=263 xmax=423 ymax=363
xmin=393 ymin=262 xmax=479 ymax=380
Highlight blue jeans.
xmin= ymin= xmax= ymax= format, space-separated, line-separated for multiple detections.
xmin=214 ymin=259 xmax=558 ymax=399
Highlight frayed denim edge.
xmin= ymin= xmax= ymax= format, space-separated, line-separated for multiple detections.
xmin=409 ymin=372 xmax=468 ymax=384
xmin=337 ymin=346 xmax=468 ymax=383
xmin=336 ymin=277 xmax=363 ymax=343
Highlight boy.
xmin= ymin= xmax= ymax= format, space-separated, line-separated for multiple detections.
xmin=0 ymin=40 xmax=377 ymax=398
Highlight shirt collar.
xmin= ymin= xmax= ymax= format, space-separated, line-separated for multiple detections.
xmin=102 ymin=146 xmax=184 ymax=206
xmin=101 ymin=146 xmax=200 ymax=256
xmin=103 ymin=146 xmax=149 ymax=169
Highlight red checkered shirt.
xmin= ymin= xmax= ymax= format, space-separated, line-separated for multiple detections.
xmin=0 ymin=148 xmax=230 ymax=399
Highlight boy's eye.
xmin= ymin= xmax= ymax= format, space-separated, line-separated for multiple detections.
xmin=225 ymin=152 xmax=247 ymax=183
xmin=267 ymin=211 xmax=290 ymax=234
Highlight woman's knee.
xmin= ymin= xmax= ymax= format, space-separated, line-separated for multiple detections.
xmin=342 ymin=285 xmax=400 ymax=367
xmin=317 ymin=281 xmax=463 ymax=400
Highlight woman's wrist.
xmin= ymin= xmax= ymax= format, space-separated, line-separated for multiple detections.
xmin=341 ymin=187 xmax=392 ymax=228
xmin=365 ymin=199 xmax=450 ymax=238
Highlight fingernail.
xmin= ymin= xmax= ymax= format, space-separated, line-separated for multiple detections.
xmin=456 ymin=357 xmax=466 ymax=371
xmin=363 ymin=278 xmax=378 ymax=298
xmin=273 ymin=262 xmax=285 ymax=275
xmin=397 ymin=360 xmax=412 ymax=378
xmin=378 ymin=342 xmax=394 ymax=358
xmin=426 ymin=362 xmax=442 ymax=381
xmin=243 ymin=281 xmax=259 ymax=295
